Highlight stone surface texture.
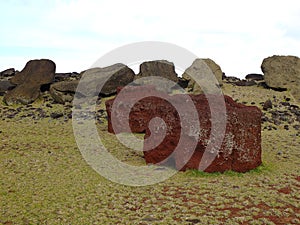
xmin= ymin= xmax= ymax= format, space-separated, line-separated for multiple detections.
xmin=106 ymin=86 xmax=262 ymax=173
xmin=4 ymin=59 xmax=55 ymax=105
xmin=261 ymin=55 xmax=300 ymax=102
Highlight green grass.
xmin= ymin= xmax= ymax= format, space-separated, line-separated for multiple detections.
xmin=185 ymin=163 xmax=272 ymax=178
xmin=0 ymin=84 xmax=300 ymax=224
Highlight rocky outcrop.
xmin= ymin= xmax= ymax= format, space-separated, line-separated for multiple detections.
xmin=106 ymin=86 xmax=262 ymax=173
xmin=261 ymin=55 xmax=300 ymax=102
xmin=182 ymin=58 xmax=223 ymax=94
xmin=3 ymin=59 xmax=56 ymax=105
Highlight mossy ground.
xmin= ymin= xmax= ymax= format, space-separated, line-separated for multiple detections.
xmin=0 ymin=83 xmax=300 ymax=224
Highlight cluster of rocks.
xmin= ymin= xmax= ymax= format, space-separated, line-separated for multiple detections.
xmin=1 ymin=54 xmax=300 ymax=173
xmin=0 ymin=94 xmax=70 ymax=121
xmin=106 ymin=86 xmax=262 ymax=173
xmin=1 ymin=55 xmax=300 ymax=106
xmin=223 ymin=73 xmax=265 ymax=87
xmin=261 ymin=96 xmax=300 ymax=133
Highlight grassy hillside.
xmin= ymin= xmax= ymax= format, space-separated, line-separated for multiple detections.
xmin=0 ymin=83 xmax=300 ymax=224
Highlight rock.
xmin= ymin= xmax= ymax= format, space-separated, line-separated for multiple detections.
xmin=177 ymin=77 xmax=189 ymax=89
xmin=54 ymin=72 xmax=80 ymax=82
xmin=106 ymin=86 xmax=262 ymax=173
xmin=4 ymin=84 xmax=41 ymax=105
xmin=182 ymin=58 xmax=223 ymax=94
xmin=263 ymin=99 xmax=273 ymax=111
xmin=0 ymin=68 xmax=15 ymax=77
xmin=136 ymin=60 xmax=178 ymax=82
xmin=50 ymin=112 xmax=64 ymax=119
xmin=291 ymin=86 xmax=300 ymax=103
xmin=10 ymin=59 xmax=55 ymax=85
xmin=134 ymin=60 xmax=178 ymax=92
xmin=0 ymin=81 xmax=16 ymax=96
xmin=281 ymin=102 xmax=290 ymax=107
xmin=224 ymin=76 xmax=241 ymax=84
xmin=293 ymin=125 xmax=300 ymax=130
xmin=3 ymin=59 xmax=55 ymax=105
xmin=235 ymin=80 xmax=257 ymax=86
xmin=50 ymin=80 xmax=79 ymax=104
xmin=82 ymin=64 xmax=135 ymax=96
xmin=261 ymin=55 xmax=300 ymax=102
xmin=245 ymin=73 xmax=264 ymax=81
xmin=50 ymin=64 xmax=135 ymax=104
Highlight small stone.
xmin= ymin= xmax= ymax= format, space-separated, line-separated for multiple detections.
xmin=50 ymin=112 xmax=63 ymax=119
xmin=186 ymin=218 xmax=201 ymax=224
xmin=273 ymin=120 xmax=281 ymax=126
xmin=281 ymin=102 xmax=290 ymax=106
xmin=263 ymin=99 xmax=272 ymax=110
xmin=74 ymin=104 xmax=82 ymax=109
xmin=261 ymin=116 xmax=269 ymax=123
xmin=293 ymin=125 xmax=300 ymax=130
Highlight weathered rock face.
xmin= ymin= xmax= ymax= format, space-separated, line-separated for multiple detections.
xmin=3 ymin=59 xmax=56 ymax=105
xmin=10 ymin=59 xmax=55 ymax=85
xmin=136 ymin=60 xmax=178 ymax=82
xmin=49 ymin=64 xmax=135 ymax=104
xmin=83 ymin=64 xmax=136 ymax=96
xmin=0 ymin=81 xmax=15 ymax=96
xmin=106 ymin=86 xmax=262 ymax=173
xmin=0 ymin=68 xmax=16 ymax=78
xmin=182 ymin=58 xmax=223 ymax=94
xmin=235 ymin=80 xmax=257 ymax=87
xmin=50 ymin=80 xmax=79 ymax=104
xmin=175 ymin=95 xmax=262 ymax=173
xmin=261 ymin=55 xmax=300 ymax=102
xmin=134 ymin=60 xmax=178 ymax=92
xmin=245 ymin=73 xmax=264 ymax=81
xmin=54 ymin=72 xmax=81 ymax=82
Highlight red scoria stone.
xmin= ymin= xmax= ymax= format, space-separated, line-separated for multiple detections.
xmin=105 ymin=86 xmax=262 ymax=173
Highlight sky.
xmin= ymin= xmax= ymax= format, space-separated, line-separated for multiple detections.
xmin=0 ymin=0 xmax=300 ymax=78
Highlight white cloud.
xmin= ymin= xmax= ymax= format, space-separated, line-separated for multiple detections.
xmin=0 ymin=0 xmax=300 ymax=77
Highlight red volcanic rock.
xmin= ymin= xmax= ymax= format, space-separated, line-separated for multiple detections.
xmin=174 ymin=95 xmax=262 ymax=173
xmin=105 ymin=86 xmax=262 ymax=173
xmin=105 ymin=86 xmax=171 ymax=134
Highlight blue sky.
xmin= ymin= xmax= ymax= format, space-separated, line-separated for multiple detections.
xmin=1 ymin=0 xmax=300 ymax=78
